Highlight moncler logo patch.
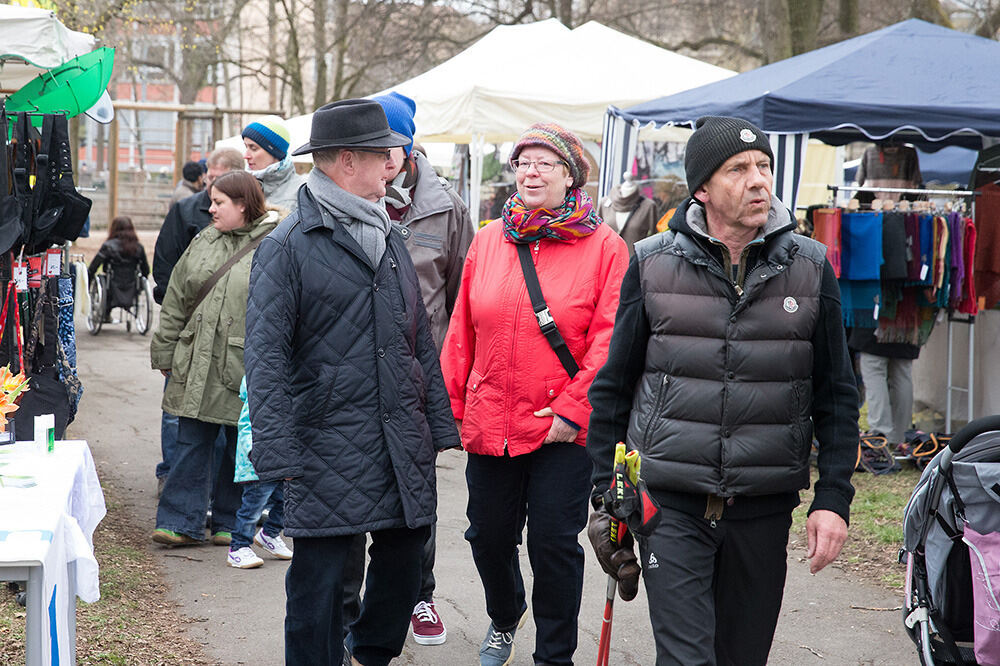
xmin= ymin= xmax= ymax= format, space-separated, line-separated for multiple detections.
xmin=739 ymin=128 xmax=756 ymax=143
xmin=783 ymin=297 xmax=799 ymax=313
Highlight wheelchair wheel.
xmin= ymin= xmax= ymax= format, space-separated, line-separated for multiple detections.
xmin=135 ymin=277 xmax=153 ymax=335
xmin=86 ymin=274 xmax=105 ymax=335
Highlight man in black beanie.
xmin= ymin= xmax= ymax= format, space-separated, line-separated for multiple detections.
xmin=587 ymin=116 xmax=859 ymax=665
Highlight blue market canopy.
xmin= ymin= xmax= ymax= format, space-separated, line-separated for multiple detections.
xmin=600 ymin=19 xmax=1000 ymax=205
xmin=616 ymin=19 xmax=1000 ymax=147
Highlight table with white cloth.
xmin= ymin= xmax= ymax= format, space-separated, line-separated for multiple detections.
xmin=0 ymin=440 xmax=107 ymax=665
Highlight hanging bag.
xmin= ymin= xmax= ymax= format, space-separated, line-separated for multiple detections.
xmin=45 ymin=114 xmax=90 ymax=245
xmin=515 ymin=243 xmax=579 ymax=378
xmin=0 ymin=110 xmax=24 ymax=256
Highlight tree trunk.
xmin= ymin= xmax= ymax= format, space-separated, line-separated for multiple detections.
xmin=760 ymin=0 xmax=792 ymax=63
xmin=313 ymin=0 xmax=328 ymax=108
xmin=788 ymin=0 xmax=824 ymax=55
xmin=332 ymin=0 xmax=349 ymax=100
xmin=269 ymin=0 xmax=278 ymax=110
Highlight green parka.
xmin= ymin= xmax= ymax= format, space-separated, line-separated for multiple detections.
xmin=151 ymin=210 xmax=281 ymax=425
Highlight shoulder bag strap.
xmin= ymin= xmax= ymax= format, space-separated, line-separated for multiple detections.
xmin=187 ymin=234 xmax=266 ymax=318
xmin=515 ymin=243 xmax=579 ymax=378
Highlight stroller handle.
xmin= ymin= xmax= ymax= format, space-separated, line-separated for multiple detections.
xmin=947 ymin=415 xmax=1000 ymax=454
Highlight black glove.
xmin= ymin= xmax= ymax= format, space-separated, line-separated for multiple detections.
xmin=587 ymin=511 xmax=641 ymax=601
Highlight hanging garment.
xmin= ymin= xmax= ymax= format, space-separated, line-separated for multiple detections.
xmin=974 ymin=184 xmax=1000 ymax=308
xmin=904 ymin=213 xmax=921 ymax=280
xmin=880 ymin=211 xmax=908 ymax=280
xmin=56 ymin=276 xmax=82 ymax=421
xmin=916 ymin=213 xmax=934 ymax=285
xmin=958 ymin=219 xmax=979 ymax=315
xmin=841 ymin=211 xmax=882 ymax=280
xmin=812 ymin=208 xmax=842 ymax=277
xmin=949 ymin=211 xmax=966 ymax=306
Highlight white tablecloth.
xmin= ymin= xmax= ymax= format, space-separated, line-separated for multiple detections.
xmin=0 ymin=440 xmax=107 ymax=662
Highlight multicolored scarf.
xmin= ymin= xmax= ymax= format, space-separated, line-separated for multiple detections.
xmin=501 ymin=188 xmax=602 ymax=244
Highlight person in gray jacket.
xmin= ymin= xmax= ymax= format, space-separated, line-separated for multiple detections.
xmin=587 ymin=116 xmax=859 ymax=665
xmin=338 ymin=92 xmax=473 ymax=648
xmin=245 ymin=99 xmax=460 ymax=666
xmin=242 ymin=115 xmax=306 ymax=213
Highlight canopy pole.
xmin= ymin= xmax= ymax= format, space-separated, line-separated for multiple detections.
xmin=469 ymin=134 xmax=485 ymax=227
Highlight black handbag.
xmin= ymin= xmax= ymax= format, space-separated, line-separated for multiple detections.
xmin=0 ymin=111 xmax=24 ymax=256
xmin=45 ymin=113 xmax=91 ymax=245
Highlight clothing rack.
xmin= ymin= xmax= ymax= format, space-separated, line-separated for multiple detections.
xmin=826 ymin=183 xmax=977 ymax=431
xmin=826 ymin=184 xmax=978 ymax=199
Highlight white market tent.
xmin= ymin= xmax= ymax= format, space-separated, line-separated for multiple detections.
xmin=218 ymin=19 xmax=735 ymax=221
xmin=0 ymin=5 xmax=96 ymax=92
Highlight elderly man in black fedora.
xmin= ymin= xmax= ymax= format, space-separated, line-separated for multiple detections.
xmin=244 ymin=98 xmax=460 ymax=666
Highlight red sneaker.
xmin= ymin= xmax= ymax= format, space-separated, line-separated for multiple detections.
xmin=411 ymin=600 xmax=447 ymax=645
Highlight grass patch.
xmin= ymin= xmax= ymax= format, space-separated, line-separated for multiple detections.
xmin=0 ymin=483 xmax=214 ymax=664
xmin=793 ymin=463 xmax=921 ymax=590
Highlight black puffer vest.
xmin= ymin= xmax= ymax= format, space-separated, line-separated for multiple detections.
xmin=627 ymin=198 xmax=827 ymax=497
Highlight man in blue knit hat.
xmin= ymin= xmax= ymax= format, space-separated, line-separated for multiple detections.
xmin=340 ymin=92 xmax=474 ymax=648
xmin=241 ymin=115 xmax=306 ymax=212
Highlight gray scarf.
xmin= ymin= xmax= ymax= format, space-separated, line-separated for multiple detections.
xmin=307 ymin=168 xmax=391 ymax=267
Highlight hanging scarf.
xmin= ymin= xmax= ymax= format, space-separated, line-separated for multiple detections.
xmin=501 ymin=188 xmax=601 ymax=244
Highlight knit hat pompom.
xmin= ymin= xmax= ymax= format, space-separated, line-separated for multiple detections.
xmin=373 ymin=92 xmax=416 ymax=156
xmin=242 ymin=115 xmax=291 ymax=161
xmin=511 ymin=123 xmax=589 ymax=189
xmin=684 ymin=116 xmax=773 ymax=195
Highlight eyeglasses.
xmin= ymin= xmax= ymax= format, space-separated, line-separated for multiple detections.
xmin=509 ymin=158 xmax=566 ymax=173
xmin=351 ymin=148 xmax=392 ymax=160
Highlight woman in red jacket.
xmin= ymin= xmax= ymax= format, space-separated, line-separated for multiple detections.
xmin=441 ymin=124 xmax=629 ymax=666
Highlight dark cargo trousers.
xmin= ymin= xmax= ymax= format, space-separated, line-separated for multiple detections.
xmin=639 ymin=505 xmax=793 ymax=666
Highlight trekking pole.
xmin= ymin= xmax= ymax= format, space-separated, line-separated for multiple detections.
xmin=596 ymin=442 xmax=627 ymax=666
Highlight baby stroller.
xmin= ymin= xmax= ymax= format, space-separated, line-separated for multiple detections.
xmin=902 ymin=414 xmax=1000 ymax=665
xmin=85 ymin=262 xmax=153 ymax=335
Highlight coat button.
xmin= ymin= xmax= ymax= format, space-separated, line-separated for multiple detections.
xmin=727 ymin=372 xmax=735 ymax=380
xmin=723 ymin=429 xmax=731 ymax=437
xmin=373 ymin=282 xmax=379 ymax=291
xmin=548 ymin=389 xmax=555 ymax=397
xmin=377 ymin=348 xmax=385 ymax=357
xmin=196 ymin=313 xmax=202 ymax=321
xmin=383 ymin=413 xmax=390 ymax=422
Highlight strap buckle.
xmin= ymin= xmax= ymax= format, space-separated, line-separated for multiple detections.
xmin=535 ymin=307 xmax=555 ymax=330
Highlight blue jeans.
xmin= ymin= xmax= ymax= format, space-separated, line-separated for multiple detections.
xmin=465 ymin=443 xmax=592 ymax=666
xmin=231 ymin=480 xmax=284 ymax=550
xmin=156 ymin=377 xmax=177 ymax=480
xmin=286 ymin=527 xmax=429 ymax=666
xmin=155 ymin=417 xmax=241 ymax=539
xmin=157 ymin=377 xmax=226 ymax=483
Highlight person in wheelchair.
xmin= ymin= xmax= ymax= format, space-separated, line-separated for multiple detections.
xmin=88 ymin=216 xmax=151 ymax=320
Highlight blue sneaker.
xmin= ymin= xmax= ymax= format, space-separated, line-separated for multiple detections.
xmin=479 ymin=622 xmax=515 ymax=666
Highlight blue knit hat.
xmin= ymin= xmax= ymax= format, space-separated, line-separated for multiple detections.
xmin=373 ymin=92 xmax=416 ymax=156
xmin=241 ymin=115 xmax=291 ymax=161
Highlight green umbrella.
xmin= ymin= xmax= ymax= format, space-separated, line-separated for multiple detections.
xmin=5 ymin=47 xmax=114 ymax=118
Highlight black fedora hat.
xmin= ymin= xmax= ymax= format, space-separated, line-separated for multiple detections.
xmin=291 ymin=99 xmax=410 ymax=156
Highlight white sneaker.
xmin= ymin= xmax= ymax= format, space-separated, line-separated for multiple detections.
xmin=254 ymin=529 xmax=293 ymax=560
xmin=227 ymin=546 xmax=263 ymax=569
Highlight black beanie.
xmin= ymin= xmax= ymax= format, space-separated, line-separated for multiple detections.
xmin=684 ymin=116 xmax=774 ymax=195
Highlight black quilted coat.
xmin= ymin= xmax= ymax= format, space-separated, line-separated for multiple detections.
xmin=244 ymin=190 xmax=460 ymax=537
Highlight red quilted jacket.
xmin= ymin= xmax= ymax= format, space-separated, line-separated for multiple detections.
xmin=440 ymin=220 xmax=628 ymax=457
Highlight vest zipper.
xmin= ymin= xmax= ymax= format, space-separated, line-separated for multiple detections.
xmin=642 ymin=375 xmax=670 ymax=448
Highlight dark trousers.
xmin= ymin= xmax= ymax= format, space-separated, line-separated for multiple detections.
xmin=639 ymin=506 xmax=792 ymax=666
xmin=342 ymin=523 xmax=438 ymax=630
xmin=285 ymin=526 xmax=429 ymax=666
xmin=465 ymin=443 xmax=592 ymax=666
xmin=155 ymin=417 xmax=240 ymax=539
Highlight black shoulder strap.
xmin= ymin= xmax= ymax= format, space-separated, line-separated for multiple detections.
xmin=515 ymin=243 xmax=579 ymax=378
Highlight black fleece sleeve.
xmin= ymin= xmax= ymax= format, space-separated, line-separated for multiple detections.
xmin=586 ymin=257 xmax=650 ymax=495
xmin=808 ymin=260 xmax=860 ymax=524
xmin=152 ymin=203 xmax=186 ymax=304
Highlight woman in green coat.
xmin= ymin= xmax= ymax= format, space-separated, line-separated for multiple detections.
xmin=150 ymin=170 xmax=281 ymax=546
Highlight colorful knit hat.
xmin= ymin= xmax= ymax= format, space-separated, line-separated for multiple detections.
xmin=373 ymin=92 xmax=416 ymax=156
xmin=684 ymin=116 xmax=773 ymax=195
xmin=511 ymin=123 xmax=589 ymax=189
xmin=241 ymin=115 xmax=291 ymax=161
